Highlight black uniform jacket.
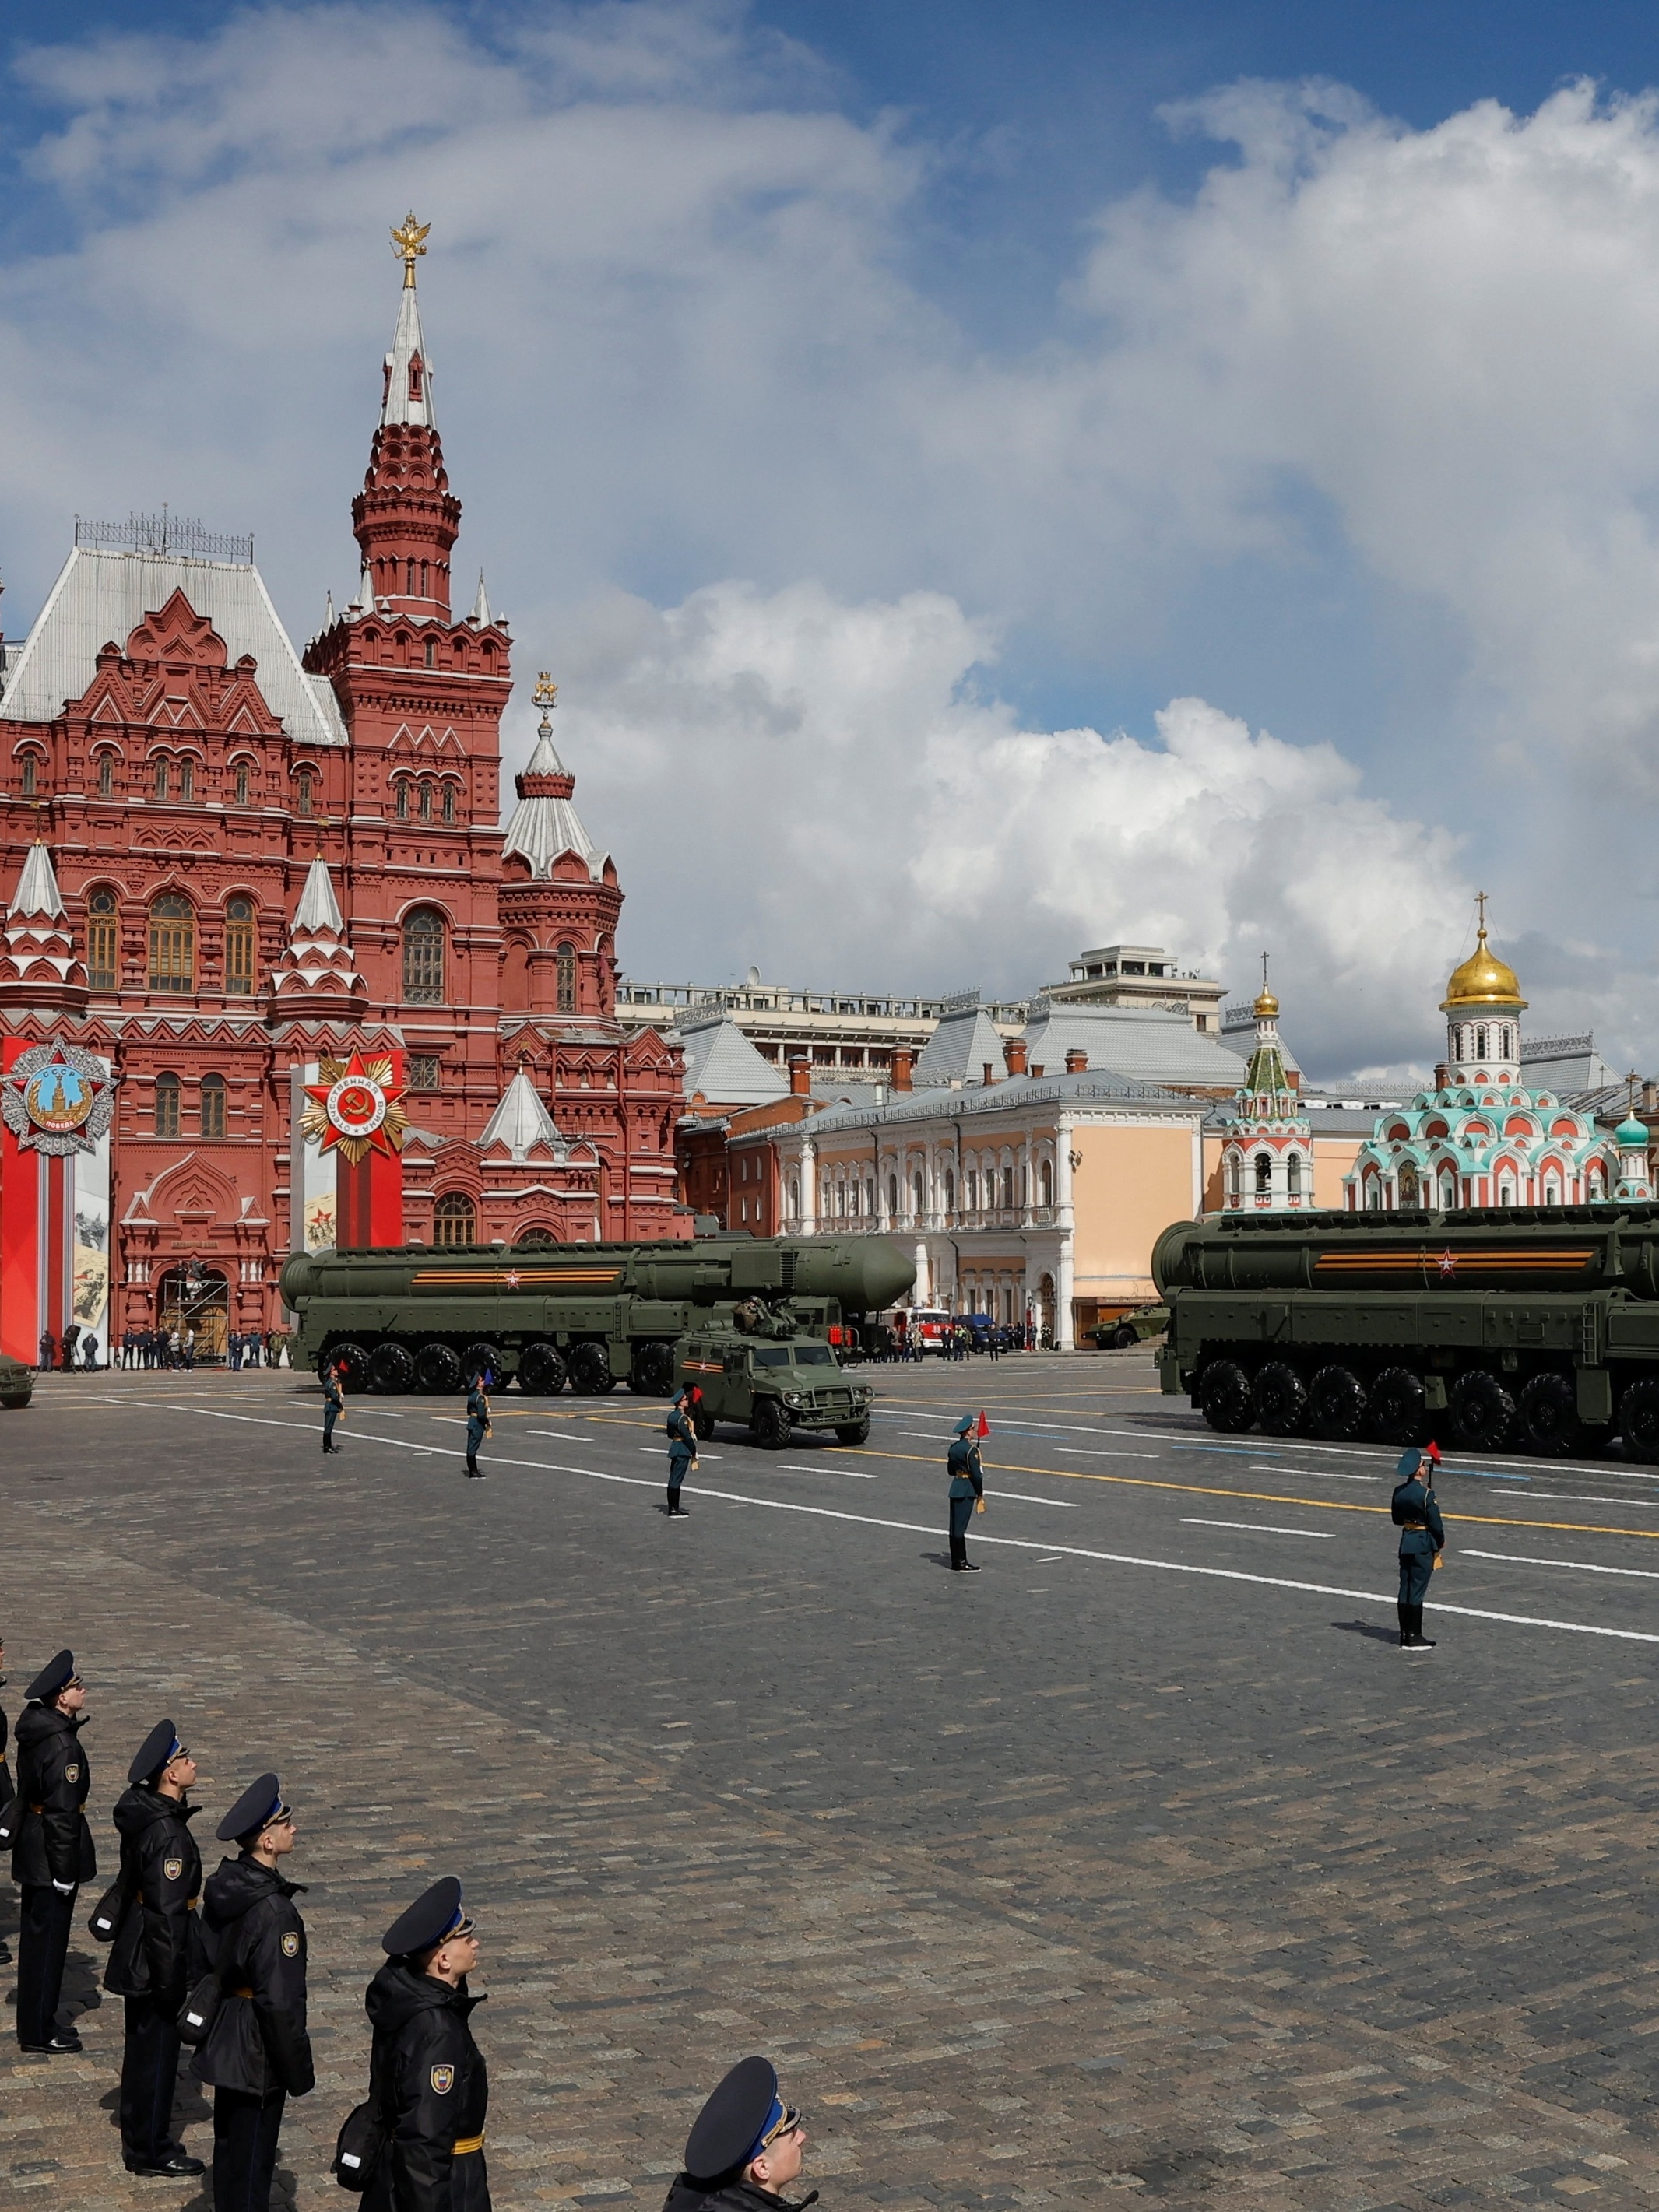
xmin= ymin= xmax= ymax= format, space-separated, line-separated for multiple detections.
xmin=946 ymin=1438 xmax=984 ymax=1501
xmin=360 ymin=1961 xmax=488 ymax=2212
xmin=0 ymin=1687 xmax=12 ymax=1816
xmin=661 ymin=2178 xmax=814 ymax=2212
xmin=11 ymin=1701 xmax=96 ymax=1887
xmin=192 ymin=1855 xmax=315 ymax=2099
xmin=104 ymin=1785 xmax=202 ymax=1998
xmin=1393 ymin=1477 xmax=1446 ymax=1559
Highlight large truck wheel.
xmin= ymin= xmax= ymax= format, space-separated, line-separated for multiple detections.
xmin=629 ymin=1341 xmax=676 ymax=1396
xmin=1369 ymin=1367 xmax=1429 ymax=1447
xmin=1517 ymin=1371 xmax=1587 ymax=1457
xmin=325 ymin=1342 xmax=371 ymax=1389
xmin=369 ymin=1341 xmax=417 ymax=1395
xmin=1198 ymin=1360 xmax=1253 ymax=1432
xmin=416 ymin=1341 xmax=463 ymax=1394
xmin=569 ymin=1342 xmax=615 ymax=1395
xmin=1253 ymin=1361 xmax=1308 ymax=1435
xmin=518 ymin=1343 xmax=569 ymax=1396
xmin=1619 ymin=1376 xmax=1659 ymax=1461
xmin=753 ymin=1398 xmax=791 ymax=1449
xmin=462 ymin=1342 xmax=508 ymax=1387
xmin=1308 ymin=1364 xmax=1368 ymax=1441
xmin=835 ymin=1417 xmax=871 ymax=1445
xmin=1449 ymin=1369 xmax=1515 ymax=1452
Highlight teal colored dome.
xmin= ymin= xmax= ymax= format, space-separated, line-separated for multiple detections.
xmin=1617 ymin=1113 xmax=1649 ymax=1147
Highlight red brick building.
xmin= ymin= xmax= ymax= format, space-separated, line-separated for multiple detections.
xmin=0 ymin=226 xmax=686 ymax=1356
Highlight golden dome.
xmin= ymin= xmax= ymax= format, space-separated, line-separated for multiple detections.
xmin=1253 ymin=986 xmax=1279 ymax=1019
xmin=1440 ymin=924 xmax=1526 ymax=1012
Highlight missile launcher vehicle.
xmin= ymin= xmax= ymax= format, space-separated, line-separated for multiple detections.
xmin=1151 ymin=1204 xmax=1659 ymax=1459
xmin=279 ymin=1232 xmax=914 ymax=1399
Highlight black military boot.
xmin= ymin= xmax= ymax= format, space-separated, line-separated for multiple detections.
xmin=1411 ymin=1606 xmax=1436 ymax=1648
xmin=1397 ymin=1602 xmax=1411 ymax=1648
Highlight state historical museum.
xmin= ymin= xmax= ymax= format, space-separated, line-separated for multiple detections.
xmin=0 ymin=221 xmax=687 ymax=1359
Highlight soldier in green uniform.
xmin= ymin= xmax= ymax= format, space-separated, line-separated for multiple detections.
xmin=322 ymin=1358 xmax=345 ymax=1455
xmin=1392 ymin=1444 xmax=1445 ymax=1651
xmin=464 ymin=1375 xmax=492 ymax=1480
xmin=666 ymin=1389 xmax=696 ymax=1518
xmin=947 ymin=1415 xmax=984 ymax=1571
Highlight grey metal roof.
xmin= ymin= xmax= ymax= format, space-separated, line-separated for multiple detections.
xmin=914 ymin=1001 xmax=1009 ymax=1086
xmin=673 ymin=1013 xmax=790 ymax=1106
xmin=478 ymin=1069 xmax=565 ymax=1160
xmin=800 ymin=1067 xmax=1195 ymax=1136
xmin=501 ymin=728 xmax=606 ymax=881
xmin=0 ymin=545 xmax=346 ymax=746
xmin=1022 ymin=999 xmax=1249 ymax=1088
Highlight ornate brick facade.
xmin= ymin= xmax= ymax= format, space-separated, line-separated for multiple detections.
xmin=0 ymin=229 xmax=686 ymax=1355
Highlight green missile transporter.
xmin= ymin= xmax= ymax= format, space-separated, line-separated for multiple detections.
xmin=1152 ymin=1203 xmax=1659 ymax=1459
xmin=279 ymin=1231 xmax=914 ymax=1399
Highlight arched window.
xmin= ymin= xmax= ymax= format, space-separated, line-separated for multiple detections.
xmin=424 ymin=636 xmax=436 ymax=669
xmin=418 ymin=781 xmax=433 ymax=823
xmin=441 ymin=781 xmax=456 ymax=825
xmin=556 ymin=943 xmax=577 ymax=1013
xmin=1477 ymin=1026 xmax=1489 ymax=1062
xmin=944 ymin=1169 xmax=955 ymax=1213
xmin=789 ymin=1178 xmax=800 ymax=1217
xmin=1227 ymin=1151 xmax=1242 ymax=1201
xmin=887 ymin=1172 xmax=898 ymax=1217
xmin=154 ymin=758 xmax=170 ymax=801
xmin=86 ymin=887 xmax=118 ymax=991
xmin=178 ymin=758 xmax=195 ymax=802
xmin=395 ymin=778 xmax=410 ymax=821
xmin=515 ymin=1227 xmax=557 ymax=1249
xmin=20 ymin=754 xmax=37 ymax=796
xmin=433 ymin=1192 xmax=476 ymax=1248
xmin=234 ymin=761 xmax=251 ymax=806
xmin=201 ymin=1072 xmax=227 ymax=1139
xmin=1254 ymin=1150 xmax=1273 ymax=1195
xmin=1287 ymin=1152 xmax=1302 ymax=1197
xmin=1366 ymin=1176 xmax=1382 ymax=1211
xmin=1544 ymin=1174 xmax=1562 ymax=1206
xmin=224 ymin=897 xmax=255 ymax=995
xmin=97 ymin=753 xmax=115 ymax=798
xmin=965 ymin=1170 xmax=978 ymax=1212
xmin=148 ymin=893 xmax=194 ymax=992
xmin=1002 ymin=1166 xmax=1014 ymax=1209
xmin=1499 ymin=1177 xmax=1516 ymax=1206
xmin=1440 ymin=1173 xmax=1456 ymax=1210
xmin=154 ymin=1071 xmax=181 ymax=1138
xmin=297 ymin=769 xmax=315 ymax=816
xmin=1039 ymin=1158 xmax=1053 ymax=1208
xmin=402 ymin=908 xmax=445 ymax=1002
xmin=912 ymin=1171 xmax=924 ymax=1219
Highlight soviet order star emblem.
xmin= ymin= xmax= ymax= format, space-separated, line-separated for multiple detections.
xmin=1 ymin=1039 xmax=117 ymax=1158
xmin=301 ymin=1052 xmax=408 ymax=1165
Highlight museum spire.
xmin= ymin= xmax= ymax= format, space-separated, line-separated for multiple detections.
xmin=351 ymin=214 xmax=460 ymax=620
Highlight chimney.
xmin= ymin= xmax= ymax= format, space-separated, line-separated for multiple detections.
xmin=1030 ymin=1063 xmax=1044 ymax=1079
xmin=1434 ymin=1062 xmax=1449 ymax=1091
xmin=982 ymin=1061 xmax=996 ymax=1087
xmin=1064 ymin=1048 xmax=1088 ymax=1074
xmin=891 ymin=1047 xmax=914 ymax=1094
xmin=1004 ymin=1038 xmax=1028 ymax=1077
xmin=789 ymin=1055 xmax=810 ymax=1097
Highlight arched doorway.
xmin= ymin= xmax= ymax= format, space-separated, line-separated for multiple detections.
xmin=157 ymin=1263 xmax=230 ymax=1362
xmin=1037 ymin=1273 xmax=1056 ymax=1347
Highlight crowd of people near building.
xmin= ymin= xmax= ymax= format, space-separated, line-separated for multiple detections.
xmin=32 ymin=1327 xmax=293 ymax=1372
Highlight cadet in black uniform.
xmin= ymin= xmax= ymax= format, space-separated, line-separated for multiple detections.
xmin=0 ymin=1634 xmax=12 ymax=1966
xmin=946 ymin=1416 xmax=985 ymax=1571
xmin=1393 ymin=1445 xmax=1446 ymax=1651
xmin=12 ymin=1648 xmax=95 ymax=2052
xmin=105 ymin=1720 xmax=206 ymax=2177
xmin=463 ymin=1375 xmax=491 ymax=1479
xmin=193 ymin=1773 xmax=314 ymax=2212
xmin=322 ymin=1359 xmax=345 ymax=1455
xmin=662 ymin=2055 xmax=814 ymax=2212
xmin=357 ymin=1875 xmax=490 ymax=2210
xmin=666 ymin=1389 xmax=696 ymax=1516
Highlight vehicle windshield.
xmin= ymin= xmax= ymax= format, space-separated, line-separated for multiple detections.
xmin=792 ymin=1344 xmax=837 ymax=1365
xmin=753 ymin=1348 xmax=793 ymax=1368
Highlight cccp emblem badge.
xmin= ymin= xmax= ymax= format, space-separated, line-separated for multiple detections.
xmin=430 ymin=2065 xmax=455 ymax=2094
xmin=1 ymin=1040 xmax=116 ymax=1159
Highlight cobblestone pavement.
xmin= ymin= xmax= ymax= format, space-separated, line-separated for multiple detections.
xmin=7 ymin=1354 xmax=1659 ymax=2208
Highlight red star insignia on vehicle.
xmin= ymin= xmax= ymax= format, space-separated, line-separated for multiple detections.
xmin=504 ymin=1269 xmax=522 ymax=1288
xmin=1437 ymin=1249 xmax=1457 ymax=1276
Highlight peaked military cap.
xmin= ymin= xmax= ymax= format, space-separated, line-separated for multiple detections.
xmin=216 ymin=1771 xmax=287 ymax=1844
xmin=684 ymin=2056 xmax=796 ymax=2183
xmin=24 ymin=1649 xmax=76 ymax=1702
xmin=382 ymin=1875 xmax=473 ymax=1957
xmin=954 ymin=1415 xmax=975 ymax=1436
xmin=129 ymin=1719 xmax=183 ymax=1785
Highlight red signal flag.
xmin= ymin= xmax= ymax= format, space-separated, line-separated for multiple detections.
xmin=975 ymin=1410 xmax=989 ymax=1438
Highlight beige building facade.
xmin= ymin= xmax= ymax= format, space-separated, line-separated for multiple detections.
xmin=772 ymin=1071 xmax=1204 ymax=1348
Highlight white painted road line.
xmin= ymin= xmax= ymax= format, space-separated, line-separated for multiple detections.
xmin=1249 ymin=1465 xmax=1375 ymax=1483
xmin=132 ymin=1403 xmax=1659 ymax=1645
xmin=986 ymin=1491 xmax=1081 ymax=1508
xmin=1464 ymin=1549 xmax=1659 ymax=1581
xmin=1183 ymin=1518 xmax=1334 ymax=1540
xmin=777 ymin=1462 xmax=879 ymax=1479
xmin=1052 ymin=1446 xmax=1161 ymax=1461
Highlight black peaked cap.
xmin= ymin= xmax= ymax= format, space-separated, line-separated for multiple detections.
xmin=382 ymin=1876 xmax=466 ymax=1957
xmin=129 ymin=1719 xmax=181 ymax=1785
xmin=24 ymin=1649 xmax=74 ymax=1702
xmin=684 ymin=2056 xmax=779 ymax=2183
xmin=216 ymin=1771 xmax=284 ymax=1843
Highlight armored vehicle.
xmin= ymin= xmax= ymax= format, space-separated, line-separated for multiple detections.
xmin=0 ymin=1353 xmax=33 ymax=1410
xmin=1152 ymin=1204 xmax=1659 ymax=1458
xmin=679 ymin=1311 xmax=873 ymax=1447
xmin=1091 ymin=1302 xmax=1169 ymax=1350
xmin=279 ymin=1232 xmax=913 ymax=1396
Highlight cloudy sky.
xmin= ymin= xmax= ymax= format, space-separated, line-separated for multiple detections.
xmin=5 ymin=1 xmax=1659 ymax=1082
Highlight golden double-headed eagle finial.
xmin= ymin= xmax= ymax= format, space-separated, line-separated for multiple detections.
xmin=391 ymin=212 xmax=431 ymax=287
xmin=532 ymin=672 xmax=559 ymax=720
